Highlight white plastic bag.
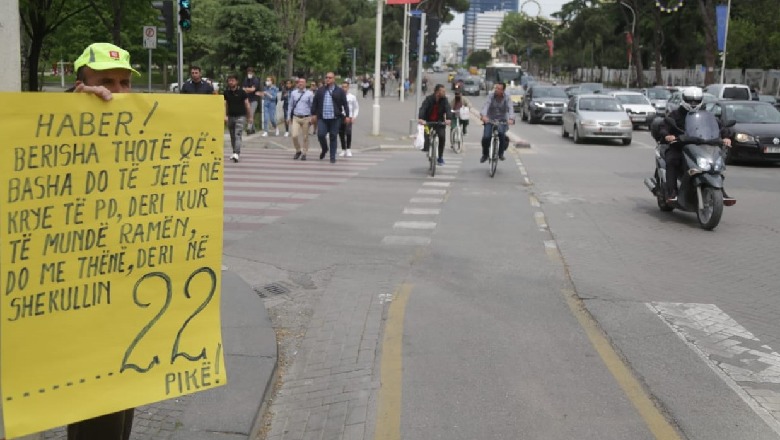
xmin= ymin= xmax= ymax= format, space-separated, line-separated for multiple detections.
xmin=459 ymin=106 xmax=470 ymax=120
xmin=414 ymin=125 xmax=425 ymax=149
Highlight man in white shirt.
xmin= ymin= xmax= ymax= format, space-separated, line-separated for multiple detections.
xmin=339 ymin=81 xmax=360 ymax=157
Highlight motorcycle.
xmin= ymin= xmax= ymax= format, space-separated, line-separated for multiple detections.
xmin=644 ymin=111 xmax=736 ymax=230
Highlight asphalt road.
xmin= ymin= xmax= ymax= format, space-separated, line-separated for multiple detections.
xmin=248 ymin=77 xmax=780 ymax=440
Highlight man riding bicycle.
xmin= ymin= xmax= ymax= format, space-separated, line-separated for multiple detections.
xmin=418 ymin=83 xmax=451 ymax=165
xmin=480 ymin=82 xmax=515 ymax=162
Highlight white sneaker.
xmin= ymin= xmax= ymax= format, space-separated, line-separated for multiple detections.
xmin=346 ymin=150 xmax=353 ymax=157
xmin=261 ymin=131 xmax=268 ymax=137
xmin=275 ymin=128 xmax=279 ymax=136
xmin=284 ymin=131 xmax=289 ymax=137
xmin=339 ymin=150 xmax=346 ymax=157
xmin=231 ymin=153 xmax=239 ymax=162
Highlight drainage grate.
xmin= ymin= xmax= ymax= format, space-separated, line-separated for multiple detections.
xmin=253 ymin=282 xmax=291 ymax=298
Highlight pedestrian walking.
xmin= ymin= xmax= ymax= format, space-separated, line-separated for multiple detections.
xmin=381 ymin=75 xmax=387 ymax=97
xmin=262 ymin=75 xmax=279 ymax=137
xmin=311 ymin=72 xmax=351 ymax=163
xmin=361 ymin=76 xmax=371 ymax=98
xmin=180 ymin=66 xmax=215 ymax=94
xmin=224 ymin=73 xmax=252 ymax=162
xmin=67 ymin=42 xmax=139 ymax=440
xmin=286 ymin=77 xmax=315 ymax=160
xmin=281 ymin=79 xmax=294 ymax=137
xmin=309 ymin=81 xmax=319 ymax=134
xmin=242 ymin=67 xmax=261 ymax=134
xmin=339 ymin=81 xmax=359 ymax=157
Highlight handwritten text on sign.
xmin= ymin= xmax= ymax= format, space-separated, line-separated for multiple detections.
xmin=0 ymin=93 xmax=226 ymax=438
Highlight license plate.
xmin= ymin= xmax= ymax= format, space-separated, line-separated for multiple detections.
xmin=767 ymin=146 xmax=780 ymax=153
xmin=631 ymin=115 xmax=644 ymax=121
xmin=551 ymin=108 xmax=561 ymax=113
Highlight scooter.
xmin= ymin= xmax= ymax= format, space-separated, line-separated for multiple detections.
xmin=644 ymin=111 xmax=736 ymax=230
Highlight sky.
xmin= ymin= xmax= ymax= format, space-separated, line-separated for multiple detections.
xmin=437 ymin=0 xmax=568 ymax=47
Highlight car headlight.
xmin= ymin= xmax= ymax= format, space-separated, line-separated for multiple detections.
xmin=580 ymin=119 xmax=597 ymax=127
xmin=697 ymin=157 xmax=713 ymax=171
xmin=533 ymin=101 xmax=544 ymax=107
xmin=734 ymin=132 xmax=755 ymax=143
xmin=620 ymin=120 xmax=632 ymax=128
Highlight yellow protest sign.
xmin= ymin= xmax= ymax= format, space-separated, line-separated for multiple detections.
xmin=0 ymin=93 xmax=226 ymax=438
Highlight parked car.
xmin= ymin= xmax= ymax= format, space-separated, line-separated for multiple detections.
xmin=642 ymin=87 xmax=671 ymax=115
xmin=609 ymin=91 xmax=656 ymax=129
xmin=461 ymin=77 xmax=480 ymax=96
xmin=704 ymin=100 xmax=780 ymax=164
xmin=520 ymin=85 xmax=568 ymax=124
xmin=665 ymin=89 xmax=716 ymax=116
xmin=758 ymin=94 xmax=780 ymax=111
xmin=561 ymin=94 xmax=632 ymax=145
xmin=702 ymin=83 xmax=752 ymax=101
xmin=506 ymin=87 xmax=525 ymax=112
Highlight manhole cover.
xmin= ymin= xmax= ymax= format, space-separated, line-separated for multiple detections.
xmin=253 ymin=282 xmax=291 ymax=298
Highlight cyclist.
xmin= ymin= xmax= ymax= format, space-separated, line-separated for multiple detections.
xmin=418 ymin=83 xmax=452 ymax=165
xmin=451 ymin=92 xmax=470 ymax=135
xmin=480 ymin=82 xmax=515 ymax=162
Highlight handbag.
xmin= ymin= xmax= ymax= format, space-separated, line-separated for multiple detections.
xmin=459 ymin=106 xmax=470 ymax=120
xmin=414 ymin=125 xmax=425 ymax=150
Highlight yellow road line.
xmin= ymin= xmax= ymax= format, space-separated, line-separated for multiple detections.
xmin=560 ymin=282 xmax=683 ymax=439
xmin=374 ymin=283 xmax=413 ymax=440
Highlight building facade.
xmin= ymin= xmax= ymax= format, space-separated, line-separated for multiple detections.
xmin=463 ymin=0 xmax=518 ymax=59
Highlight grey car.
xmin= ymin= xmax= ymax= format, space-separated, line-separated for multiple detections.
xmin=561 ymin=94 xmax=633 ymax=145
xmin=462 ymin=78 xmax=480 ymax=96
xmin=520 ymin=85 xmax=568 ymax=124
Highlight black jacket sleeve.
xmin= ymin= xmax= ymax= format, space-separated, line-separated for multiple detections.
xmin=311 ymin=89 xmax=321 ymax=117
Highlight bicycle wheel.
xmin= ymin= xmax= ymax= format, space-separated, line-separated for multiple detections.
xmin=430 ymin=133 xmax=438 ymax=177
xmin=451 ymin=125 xmax=462 ymax=154
xmin=489 ymin=135 xmax=499 ymax=177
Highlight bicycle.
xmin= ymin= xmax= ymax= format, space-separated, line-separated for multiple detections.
xmin=422 ymin=121 xmax=447 ymax=177
xmin=485 ymin=120 xmax=509 ymax=178
xmin=450 ymin=111 xmax=463 ymax=154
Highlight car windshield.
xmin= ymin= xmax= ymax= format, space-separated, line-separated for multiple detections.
xmin=465 ymin=81 xmax=477 ymax=86
xmin=534 ymin=87 xmax=568 ymax=98
xmin=579 ymin=98 xmax=622 ymax=112
xmin=615 ymin=94 xmax=650 ymax=105
xmin=724 ymin=103 xmax=780 ymax=123
xmin=646 ymin=89 xmax=671 ymax=99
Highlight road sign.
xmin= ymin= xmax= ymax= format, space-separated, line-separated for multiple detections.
xmin=143 ymin=25 xmax=157 ymax=49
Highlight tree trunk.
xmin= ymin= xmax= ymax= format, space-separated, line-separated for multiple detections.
xmin=27 ymin=33 xmax=44 ymax=91
xmin=286 ymin=51 xmax=294 ymax=79
xmin=653 ymin=8 xmax=663 ymax=86
xmin=698 ymin=0 xmax=718 ymax=85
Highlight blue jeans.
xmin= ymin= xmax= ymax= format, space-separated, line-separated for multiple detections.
xmin=481 ymin=122 xmax=509 ymax=157
xmin=317 ymin=118 xmax=341 ymax=159
xmin=263 ymin=101 xmax=277 ymax=131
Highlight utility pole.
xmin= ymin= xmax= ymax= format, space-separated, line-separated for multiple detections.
xmin=400 ymin=3 xmax=409 ymax=102
xmin=372 ymin=0 xmax=383 ymax=135
xmin=0 ymin=0 xmax=22 ymax=91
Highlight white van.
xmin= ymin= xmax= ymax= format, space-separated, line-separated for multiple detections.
xmin=702 ymin=83 xmax=752 ymax=100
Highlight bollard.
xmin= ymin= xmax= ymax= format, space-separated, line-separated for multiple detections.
xmin=67 ymin=409 xmax=134 ymax=440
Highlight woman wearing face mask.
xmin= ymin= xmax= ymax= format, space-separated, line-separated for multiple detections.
xmin=262 ymin=75 xmax=280 ymax=137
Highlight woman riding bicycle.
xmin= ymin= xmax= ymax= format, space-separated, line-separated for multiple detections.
xmin=418 ymin=84 xmax=451 ymax=165
xmin=451 ymin=92 xmax=470 ymax=135
xmin=480 ymin=82 xmax=515 ymax=163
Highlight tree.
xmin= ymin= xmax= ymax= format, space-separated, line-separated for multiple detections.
xmin=696 ymin=0 xmax=719 ymax=84
xmin=212 ymin=0 xmax=283 ymax=72
xmin=273 ymin=0 xmax=307 ymax=79
xmin=297 ymin=19 xmax=345 ymax=77
xmin=467 ymin=50 xmax=492 ymax=68
xmin=19 ymin=0 xmax=90 ymax=91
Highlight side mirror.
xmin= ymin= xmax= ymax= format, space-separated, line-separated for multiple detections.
xmin=724 ymin=119 xmax=737 ymax=128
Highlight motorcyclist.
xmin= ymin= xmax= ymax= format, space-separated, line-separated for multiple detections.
xmin=656 ymin=88 xmax=732 ymax=203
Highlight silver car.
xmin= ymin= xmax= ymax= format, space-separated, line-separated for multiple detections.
xmin=561 ymin=94 xmax=633 ymax=145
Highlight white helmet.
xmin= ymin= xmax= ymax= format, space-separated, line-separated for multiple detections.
xmin=681 ymin=88 xmax=703 ymax=111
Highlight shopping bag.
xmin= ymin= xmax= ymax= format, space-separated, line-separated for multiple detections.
xmin=414 ymin=124 xmax=425 ymax=149
xmin=459 ymin=106 xmax=470 ymax=120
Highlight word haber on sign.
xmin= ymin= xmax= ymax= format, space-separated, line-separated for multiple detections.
xmin=0 ymin=92 xmax=226 ymax=439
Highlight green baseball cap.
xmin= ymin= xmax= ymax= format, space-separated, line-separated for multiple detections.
xmin=74 ymin=42 xmax=140 ymax=76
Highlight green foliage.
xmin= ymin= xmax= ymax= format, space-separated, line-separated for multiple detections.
xmin=297 ymin=19 xmax=345 ymax=76
xmin=212 ymin=0 xmax=283 ymax=71
xmin=467 ymin=50 xmax=492 ymax=68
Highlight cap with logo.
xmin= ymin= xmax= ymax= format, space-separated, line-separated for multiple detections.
xmin=74 ymin=43 xmax=140 ymax=76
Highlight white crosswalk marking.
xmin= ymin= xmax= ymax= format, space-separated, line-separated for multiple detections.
xmin=649 ymin=302 xmax=780 ymax=436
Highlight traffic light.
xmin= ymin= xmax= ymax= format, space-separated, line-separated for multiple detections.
xmin=151 ymin=0 xmax=174 ymax=45
xmin=178 ymin=0 xmax=191 ymax=31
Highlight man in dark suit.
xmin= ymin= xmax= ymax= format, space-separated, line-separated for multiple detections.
xmin=311 ymin=72 xmax=351 ymax=163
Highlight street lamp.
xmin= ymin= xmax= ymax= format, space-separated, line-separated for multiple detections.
xmin=620 ymin=1 xmax=636 ymax=88
xmin=498 ymin=31 xmax=520 ymax=60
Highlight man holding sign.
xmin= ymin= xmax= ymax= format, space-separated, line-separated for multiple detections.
xmin=65 ymin=41 xmax=139 ymax=440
